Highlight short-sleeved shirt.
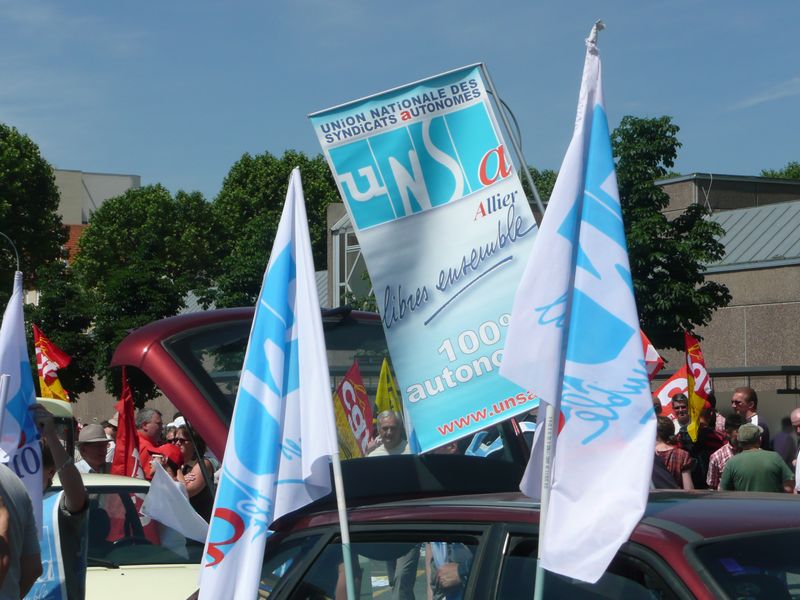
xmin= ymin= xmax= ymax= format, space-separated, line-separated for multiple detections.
xmin=706 ymin=443 xmax=736 ymax=490
xmin=655 ymin=447 xmax=693 ymax=488
xmin=137 ymin=431 xmax=158 ymax=479
xmin=0 ymin=463 xmax=39 ymax=600
xmin=720 ymin=448 xmax=794 ymax=492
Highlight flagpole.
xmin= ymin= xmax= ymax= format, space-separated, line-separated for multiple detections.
xmin=479 ymin=65 xmax=546 ymax=217
xmin=532 ymin=21 xmax=604 ymax=600
xmin=533 ymin=401 xmax=557 ymax=600
xmin=330 ymin=450 xmax=356 ymax=600
xmin=0 ymin=374 xmax=9 ymax=440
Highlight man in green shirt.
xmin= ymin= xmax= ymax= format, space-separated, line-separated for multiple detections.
xmin=720 ymin=423 xmax=795 ymax=493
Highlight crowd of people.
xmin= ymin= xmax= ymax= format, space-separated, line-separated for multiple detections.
xmin=2 ymin=388 xmax=799 ymax=597
xmin=652 ymin=386 xmax=798 ymax=494
xmin=0 ymin=404 xmax=216 ymax=599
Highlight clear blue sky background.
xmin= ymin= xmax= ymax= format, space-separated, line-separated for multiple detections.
xmin=1 ymin=1 xmax=797 ymax=201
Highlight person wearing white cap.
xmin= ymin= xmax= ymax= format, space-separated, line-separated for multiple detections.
xmin=75 ymin=424 xmax=112 ymax=474
xmin=102 ymin=415 xmax=118 ymax=463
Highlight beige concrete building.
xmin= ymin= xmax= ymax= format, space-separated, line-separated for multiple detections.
xmin=44 ymin=170 xmax=179 ymax=425
xmin=53 ymin=169 xmax=141 ymax=262
xmin=656 ymin=174 xmax=800 ymax=432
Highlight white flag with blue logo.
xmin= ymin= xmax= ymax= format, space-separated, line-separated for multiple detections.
xmin=198 ymin=168 xmax=336 ymax=599
xmin=501 ymin=24 xmax=656 ymax=584
xmin=0 ymin=271 xmax=43 ymax=533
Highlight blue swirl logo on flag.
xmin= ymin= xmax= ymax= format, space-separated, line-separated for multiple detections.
xmin=501 ymin=27 xmax=655 ymax=585
xmin=199 ymin=169 xmax=335 ymax=600
xmin=547 ymin=105 xmax=635 ymax=368
xmin=204 ymin=245 xmax=298 ymax=567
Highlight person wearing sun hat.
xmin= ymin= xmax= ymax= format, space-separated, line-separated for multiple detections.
xmin=75 ymin=424 xmax=112 ymax=474
xmin=720 ymin=423 xmax=795 ymax=493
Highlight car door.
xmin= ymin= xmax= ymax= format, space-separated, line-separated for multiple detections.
xmin=259 ymin=523 xmax=497 ymax=599
xmin=495 ymin=531 xmax=695 ymax=600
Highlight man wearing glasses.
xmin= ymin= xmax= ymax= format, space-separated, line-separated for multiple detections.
xmin=731 ymin=387 xmax=770 ymax=450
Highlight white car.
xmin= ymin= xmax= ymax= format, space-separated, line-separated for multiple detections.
xmin=50 ymin=472 xmax=200 ymax=600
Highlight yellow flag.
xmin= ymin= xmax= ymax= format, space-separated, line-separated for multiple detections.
xmin=375 ymin=357 xmax=401 ymax=417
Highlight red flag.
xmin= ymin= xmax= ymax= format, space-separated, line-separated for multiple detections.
xmin=653 ymin=365 xmax=689 ymax=419
xmin=111 ymin=368 xmax=144 ymax=479
xmin=640 ymin=330 xmax=664 ymax=381
xmin=32 ymin=324 xmax=72 ymax=402
xmin=685 ymin=332 xmax=711 ymax=441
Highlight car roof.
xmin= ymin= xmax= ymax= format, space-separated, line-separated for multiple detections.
xmin=53 ymin=472 xmax=150 ymax=489
xmin=271 ymin=455 xmax=800 ymax=544
xmin=282 ymin=487 xmax=800 ymax=544
xmin=37 ymin=398 xmax=74 ymax=419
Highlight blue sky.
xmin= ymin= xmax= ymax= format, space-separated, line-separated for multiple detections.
xmin=1 ymin=1 xmax=797 ymax=201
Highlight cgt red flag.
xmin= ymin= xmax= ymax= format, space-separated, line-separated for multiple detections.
xmin=111 ymin=367 xmax=144 ymax=479
xmin=332 ymin=360 xmax=374 ymax=456
xmin=653 ymin=365 xmax=689 ymax=419
xmin=32 ymin=324 xmax=72 ymax=402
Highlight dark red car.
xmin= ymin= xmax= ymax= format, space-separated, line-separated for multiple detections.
xmin=113 ymin=308 xmax=800 ymax=599
xmin=261 ymin=455 xmax=800 ymax=599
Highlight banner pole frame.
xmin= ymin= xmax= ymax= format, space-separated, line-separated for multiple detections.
xmin=479 ymin=64 xmax=546 ymax=220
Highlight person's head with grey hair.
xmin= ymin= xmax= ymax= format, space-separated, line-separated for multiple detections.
xmin=136 ymin=408 xmax=163 ymax=445
xmin=670 ymin=393 xmax=690 ymax=426
xmin=376 ymin=410 xmax=403 ymax=451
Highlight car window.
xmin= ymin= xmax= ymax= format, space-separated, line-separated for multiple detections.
xmin=498 ymin=537 xmax=679 ymax=599
xmin=87 ymin=490 xmax=203 ymax=566
xmin=286 ymin=534 xmax=479 ymax=600
xmin=259 ymin=534 xmax=323 ymax=597
xmin=691 ymin=530 xmax=800 ymax=599
xmin=162 ymin=313 xmax=391 ymax=425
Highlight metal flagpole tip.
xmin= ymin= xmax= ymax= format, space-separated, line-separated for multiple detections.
xmin=586 ymin=20 xmax=605 ymax=51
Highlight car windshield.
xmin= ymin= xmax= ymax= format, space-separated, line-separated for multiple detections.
xmin=691 ymin=529 xmax=800 ymax=599
xmin=162 ymin=310 xmax=389 ymax=425
xmin=85 ymin=487 xmax=203 ymax=567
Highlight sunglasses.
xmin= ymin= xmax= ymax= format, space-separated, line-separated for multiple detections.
xmin=171 ymin=437 xmax=190 ymax=445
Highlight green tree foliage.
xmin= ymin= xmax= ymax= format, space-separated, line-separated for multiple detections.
xmin=24 ymin=261 xmax=95 ymax=399
xmin=0 ymin=123 xmax=67 ymax=305
xmin=761 ymin=161 xmax=800 ymax=180
xmin=522 ymin=166 xmax=558 ymax=205
xmin=73 ymin=185 xmax=218 ymax=401
xmin=612 ymin=116 xmax=731 ymax=350
xmin=212 ymin=150 xmax=339 ymax=307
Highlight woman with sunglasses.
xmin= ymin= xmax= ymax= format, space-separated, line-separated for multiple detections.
xmin=173 ymin=425 xmax=214 ymax=521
